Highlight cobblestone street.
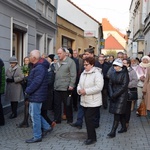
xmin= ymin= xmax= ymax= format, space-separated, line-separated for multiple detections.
xmin=0 ymin=107 xmax=150 ymax=150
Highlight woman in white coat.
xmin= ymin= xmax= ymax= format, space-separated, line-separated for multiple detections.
xmin=77 ymin=57 xmax=104 ymax=145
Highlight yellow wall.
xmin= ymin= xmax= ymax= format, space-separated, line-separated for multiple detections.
xmin=56 ymin=16 xmax=98 ymax=54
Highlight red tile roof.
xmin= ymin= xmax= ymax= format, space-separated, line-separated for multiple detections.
xmin=102 ymin=18 xmax=127 ymax=39
xmin=105 ymin=34 xmax=125 ymax=50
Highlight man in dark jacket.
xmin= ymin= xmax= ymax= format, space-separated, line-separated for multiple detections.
xmin=0 ymin=58 xmax=5 ymax=126
xmin=25 ymin=50 xmax=52 ymax=143
xmin=99 ymin=56 xmax=111 ymax=109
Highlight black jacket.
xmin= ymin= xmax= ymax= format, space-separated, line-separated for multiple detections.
xmin=108 ymin=66 xmax=129 ymax=114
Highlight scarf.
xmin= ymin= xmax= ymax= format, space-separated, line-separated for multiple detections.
xmin=139 ymin=62 xmax=150 ymax=68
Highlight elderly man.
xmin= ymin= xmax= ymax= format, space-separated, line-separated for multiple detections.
xmin=25 ymin=50 xmax=52 ymax=143
xmin=54 ymin=47 xmax=77 ymax=124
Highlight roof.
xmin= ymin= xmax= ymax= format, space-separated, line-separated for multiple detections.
xmin=105 ymin=34 xmax=125 ymax=50
xmin=102 ymin=18 xmax=127 ymax=39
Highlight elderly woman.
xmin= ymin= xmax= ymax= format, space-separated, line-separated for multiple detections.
xmin=77 ymin=57 xmax=104 ymax=145
xmin=107 ymin=58 xmax=129 ymax=138
xmin=134 ymin=56 xmax=150 ymax=116
xmin=5 ymin=56 xmax=24 ymax=119
xmin=17 ymin=56 xmax=32 ymax=127
xmin=123 ymin=59 xmax=138 ymax=129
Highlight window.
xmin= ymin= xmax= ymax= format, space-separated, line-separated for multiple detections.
xmin=13 ymin=23 xmax=27 ymax=66
xmin=62 ymin=36 xmax=72 ymax=48
xmin=37 ymin=0 xmax=45 ymax=15
xmin=36 ymin=34 xmax=42 ymax=50
xmin=47 ymin=7 xmax=54 ymax=21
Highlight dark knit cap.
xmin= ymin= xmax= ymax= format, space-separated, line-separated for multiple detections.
xmin=48 ymin=54 xmax=55 ymax=61
xmin=68 ymin=48 xmax=73 ymax=55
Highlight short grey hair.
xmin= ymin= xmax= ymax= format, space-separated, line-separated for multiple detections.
xmin=130 ymin=56 xmax=136 ymax=60
xmin=30 ymin=50 xmax=41 ymax=59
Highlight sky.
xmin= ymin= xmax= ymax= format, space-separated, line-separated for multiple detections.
xmin=70 ymin=0 xmax=131 ymax=34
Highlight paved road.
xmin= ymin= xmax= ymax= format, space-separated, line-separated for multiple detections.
xmin=0 ymin=106 xmax=150 ymax=150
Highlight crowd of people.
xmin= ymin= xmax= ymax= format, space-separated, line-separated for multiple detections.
xmin=0 ymin=48 xmax=150 ymax=145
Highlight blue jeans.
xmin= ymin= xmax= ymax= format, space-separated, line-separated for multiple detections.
xmin=29 ymin=102 xmax=50 ymax=139
xmin=76 ymin=103 xmax=100 ymax=127
xmin=76 ymin=103 xmax=84 ymax=126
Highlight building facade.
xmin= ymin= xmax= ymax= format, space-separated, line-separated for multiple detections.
xmin=128 ymin=0 xmax=148 ymax=57
xmin=143 ymin=0 xmax=150 ymax=55
xmin=57 ymin=0 xmax=103 ymax=55
xmin=0 ymin=0 xmax=57 ymax=67
xmin=0 ymin=0 xmax=57 ymax=107
xmin=102 ymin=18 xmax=127 ymax=56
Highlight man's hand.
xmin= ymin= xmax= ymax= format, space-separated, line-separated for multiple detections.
xmin=68 ymin=86 xmax=73 ymax=91
xmin=24 ymin=92 xmax=29 ymax=100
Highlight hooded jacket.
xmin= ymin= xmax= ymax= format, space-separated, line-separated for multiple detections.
xmin=25 ymin=58 xmax=49 ymax=103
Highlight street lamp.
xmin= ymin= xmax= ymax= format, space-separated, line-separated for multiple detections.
xmin=126 ymin=30 xmax=131 ymax=38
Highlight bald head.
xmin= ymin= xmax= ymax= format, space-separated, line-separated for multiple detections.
xmin=57 ymin=48 xmax=66 ymax=61
xmin=29 ymin=50 xmax=41 ymax=64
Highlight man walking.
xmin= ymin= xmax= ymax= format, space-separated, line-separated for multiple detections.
xmin=25 ymin=50 xmax=52 ymax=143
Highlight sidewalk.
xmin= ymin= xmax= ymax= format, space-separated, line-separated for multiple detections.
xmin=0 ymin=106 xmax=150 ymax=150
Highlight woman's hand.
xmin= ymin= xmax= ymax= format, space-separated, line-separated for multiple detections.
xmin=140 ymin=76 xmax=145 ymax=82
xmin=6 ymin=78 xmax=14 ymax=82
xmin=78 ymin=89 xmax=86 ymax=96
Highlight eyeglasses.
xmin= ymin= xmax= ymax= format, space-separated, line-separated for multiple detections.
xmin=84 ymin=63 xmax=90 ymax=66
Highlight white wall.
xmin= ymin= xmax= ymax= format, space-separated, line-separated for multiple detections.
xmin=144 ymin=0 xmax=150 ymax=55
xmin=57 ymin=0 xmax=99 ymax=38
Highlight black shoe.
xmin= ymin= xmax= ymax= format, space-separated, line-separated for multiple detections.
xmin=9 ymin=113 xmax=17 ymax=119
xmin=25 ymin=137 xmax=42 ymax=143
xmin=16 ymin=122 xmax=29 ymax=128
xmin=94 ymin=124 xmax=99 ymax=128
xmin=42 ymin=128 xmax=53 ymax=137
xmin=136 ymin=114 xmax=141 ymax=117
xmin=84 ymin=139 xmax=96 ymax=145
xmin=0 ymin=123 xmax=5 ymax=126
xmin=136 ymin=111 xmax=141 ymax=117
xmin=107 ymin=132 xmax=116 ymax=138
xmin=70 ymin=123 xmax=82 ymax=129
xmin=118 ymin=128 xmax=127 ymax=133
